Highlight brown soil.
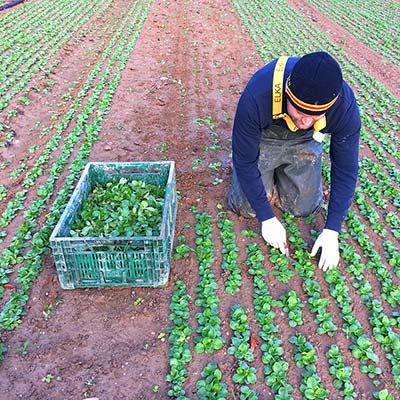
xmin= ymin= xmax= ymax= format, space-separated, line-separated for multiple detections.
xmin=0 ymin=0 xmax=399 ymax=399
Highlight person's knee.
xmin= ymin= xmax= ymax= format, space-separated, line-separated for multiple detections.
xmin=227 ymin=189 xmax=256 ymax=218
xmin=227 ymin=180 xmax=256 ymax=218
xmin=288 ymin=196 xmax=323 ymax=217
xmin=277 ymin=188 xmax=323 ymax=216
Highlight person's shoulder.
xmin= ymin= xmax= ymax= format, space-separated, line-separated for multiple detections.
xmin=342 ymin=81 xmax=357 ymax=100
xmin=327 ymin=81 xmax=360 ymax=133
xmin=335 ymin=81 xmax=359 ymax=114
xmin=246 ymin=56 xmax=298 ymax=94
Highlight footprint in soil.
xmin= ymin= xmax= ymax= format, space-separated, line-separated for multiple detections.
xmin=110 ymin=342 xmax=133 ymax=368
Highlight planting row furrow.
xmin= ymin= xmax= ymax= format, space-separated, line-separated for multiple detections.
xmin=0 ymin=0 xmax=143 ymax=287
xmin=218 ymin=211 xmax=241 ymax=294
xmin=0 ymin=0 xmax=111 ymax=113
xmin=289 ymin=334 xmax=329 ymax=399
xmin=166 ymin=280 xmax=192 ymax=399
xmin=0 ymin=0 xmax=135 ymax=234
xmin=282 ymin=214 xmax=385 ymax=387
xmin=0 ymin=0 xmax=154 ymax=331
xmin=0 ymin=0 xmax=50 ymax=33
xmin=359 ymin=159 xmax=400 ymax=212
xmin=305 ymin=0 xmax=400 ymax=65
xmin=358 ymin=128 xmax=400 ymax=185
xmin=0 ymin=0 xmax=73 ymax=59
xmin=228 ymin=305 xmax=258 ymax=395
xmin=342 ymin=243 xmax=400 ymax=388
xmin=326 ymin=345 xmax=357 ymax=399
xmin=196 ymin=363 xmax=228 ymax=399
xmin=267 ymin=215 xmax=338 ymax=337
xmin=0 ymin=0 xmax=98 ymax=78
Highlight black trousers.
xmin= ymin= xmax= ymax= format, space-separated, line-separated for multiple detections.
xmin=228 ymin=124 xmax=324 ymax=217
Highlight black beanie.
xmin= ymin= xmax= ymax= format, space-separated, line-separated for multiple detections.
xmin=286 ymin=51 xmax=343 ymax=115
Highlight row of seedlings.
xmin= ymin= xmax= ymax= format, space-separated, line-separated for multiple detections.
xmin=192 ymin=210 xmax=225 ymax=354
xmin=0 ymin=0 xmax=154 ymax=347
xmin=283 ymin=213 xmax=383 ymax=386
xmin=245 ymin=242 xmax=294 ymax=398
xmin=321 ymin=152 xmax=400 ymax=309
xmin=306 ymin=0 xmax=399 ymax=65
xmin=0 ymin=0 xmax=151 ymax=299
xmin=0 ymin=0 xmax=112 ymax=112
xmin=218 ymin=210 xmax=241 ymax=294
xmin=289 ymin=334 xmax=329 ymax=399
xmin=166 ymin=280 xmax=192 ymax=399
xmin=340 ymin=242 xmax=400 ymax=389
xmin=0 ymin=1 xmax=121 ymax=231
xmin=228 ymin=304 xmax=258 ymax=398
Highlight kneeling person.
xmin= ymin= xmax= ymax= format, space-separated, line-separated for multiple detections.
xmin=228 ymin=51 xmax=361 ymax=270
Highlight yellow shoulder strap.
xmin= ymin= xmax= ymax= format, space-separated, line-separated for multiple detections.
xmin=272 ymin=56 xmax=288 ymax=117
xmin=271 ymin=56 xmax=327 ymax=141
xmin=272 ymin=57 xmax=297 ymax=132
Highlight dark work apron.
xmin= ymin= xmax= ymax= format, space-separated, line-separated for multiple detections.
xmin=228 ymin=123 xmax=323 ymax=218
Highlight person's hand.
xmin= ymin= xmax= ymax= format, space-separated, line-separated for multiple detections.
xmin=261 ymin=217 xmax=288 ymax=256
xmin=310 ymin=229 xmax=340 ymax=271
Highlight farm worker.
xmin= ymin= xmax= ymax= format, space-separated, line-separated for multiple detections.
xmin=228 ymin=51 xmax=360 ymax=270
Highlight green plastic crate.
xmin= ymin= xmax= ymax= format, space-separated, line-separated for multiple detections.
xmin=50 ymin=161 xmax=177 ymax=289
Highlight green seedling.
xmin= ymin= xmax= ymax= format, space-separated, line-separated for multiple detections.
xmin=0 ymin=185 xmax=7 ymax=201
xmin=19 ymin=96 xmax=30 ymax=105
xmin=42 ymin=298 xmax=63 ymax=320
xmin=85 ymin=377 xmax=95 ymax=386
xmin=208 ymin=161 xmax=221 ymax=171
xmin=173 ymin=235 xmax=193 ymax=260
xmin=232 ymin=361 xmax=257 ymax=385
xmin=166 ymin=280 xmax=192 ymax=398
xmin=375 ymin=389 xmax=395 ymax=400
xmin=192 ymin=158 xmax=202 ymax=171
xmin=241 ymin=230 xmax=258 ymax=238
xmin=43 ymin=304 xmax=55 ymax=321
xmin=213 ymin=177 xmax=223 ymax=185
xmin=42 ymin=374 xmax=55 ymax=384
xmin=196 ymin=363 xmax=228 ymax=399
xmin=133 ymin=297 xmax=144 ymax=306
xmin=193 ymin=116 xmax=216 ymax=130
xmin=0 ymin=343 xmax=6 ymax=361
xmin=15 ymin=341 xmax=29 ymax=356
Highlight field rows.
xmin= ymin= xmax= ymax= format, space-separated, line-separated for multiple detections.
xmin=0 ymin=0 xmax=154 ymax=330
xmin=171 ymin=0 xmax=400 ymax=398
xmin=0 ymin=0 xmax=399 ymax=398
xmin=305 ymin=0 xmax=400 ymax=65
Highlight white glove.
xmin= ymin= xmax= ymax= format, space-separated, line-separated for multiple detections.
xmin=261 ymin=217 xmax=288 ymax=256
xmin=310 ymin=229 xmax=340 ymax=271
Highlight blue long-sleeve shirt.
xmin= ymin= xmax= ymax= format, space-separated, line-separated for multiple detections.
xmin=232 ymin=57 xmax=361 ymax=232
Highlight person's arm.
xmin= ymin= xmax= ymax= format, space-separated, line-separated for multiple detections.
xmin=232 ymin=89 xmax=288 ymax=255
xmin=311 ymin=86 xmax=361 ymax=270
xmin=232 ymin=89 xmax=274 ymax=222
xmin=326 ymin=92 xmax=361 ymax=232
